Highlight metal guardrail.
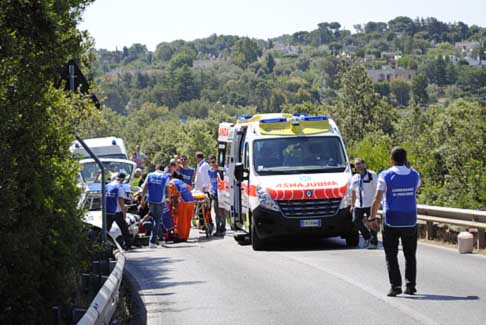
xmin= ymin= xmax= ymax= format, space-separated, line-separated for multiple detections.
xmin=378 ymin=204 xmax=486 ymax=249
xmin=77 ymin=241 xmax=125 ymax=325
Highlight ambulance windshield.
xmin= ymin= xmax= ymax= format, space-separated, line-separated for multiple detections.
xmin=80 ymin=160 xmax=133 ymax=184
xmin=253 ymin=136 xmax=347 ymax=175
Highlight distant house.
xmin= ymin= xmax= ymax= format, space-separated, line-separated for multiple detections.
xmin=463 ymin=56 xmax=486 ymax=67
xmin=367 ymin=66 xmax=416 ymax=82
xmin=454 ymin=41 xmax=480 ymax=55
xmin=273 ymin=44 xmax=301 ymax=57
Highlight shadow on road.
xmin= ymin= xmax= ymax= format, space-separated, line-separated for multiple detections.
xmin=259 ymin=237 xmax=355 ymax=252
xmin=399 ymin=294 xmax=480 ymax=301
xmin=127 ymin=256 xmax=205 ymax=291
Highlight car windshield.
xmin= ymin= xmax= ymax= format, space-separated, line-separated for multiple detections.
xmin=80 ymin=161 xmax=133 ymax=184
xmin=253 ymin=136 xmax=347 ymax=175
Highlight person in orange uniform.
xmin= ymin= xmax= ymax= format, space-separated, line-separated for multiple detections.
xmin=169 ymin=178 xmax=196 ymax=241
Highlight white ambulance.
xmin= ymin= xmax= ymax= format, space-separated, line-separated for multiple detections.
xmin=70 ymin=136 xmax=128 ymax=160
xmin=217 ymin=113 xmax=358 ymax=250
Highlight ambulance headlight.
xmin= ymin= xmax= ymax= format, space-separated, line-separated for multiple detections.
xmin=339 ymin=184 xmax=352 ymax=209
xmin=256 ymin=185 xmax=280 ymax=212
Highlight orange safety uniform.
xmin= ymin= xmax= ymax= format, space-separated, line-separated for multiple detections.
xmin=169 ymin=179 xmax=196 ymax=241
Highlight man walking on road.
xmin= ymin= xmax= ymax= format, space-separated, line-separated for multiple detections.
xmin=351 ymin=158 xmax=378 ymax=249
xmin=369 ymin=147 xmax=421 ymax=297
xmin=142 ymin=164 xmax=171 ymax=248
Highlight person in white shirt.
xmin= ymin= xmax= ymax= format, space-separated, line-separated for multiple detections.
xmin=350 ymin=158 xmax=378 ymax=249
xmin=194 ymin=151 xmax=210 ymax=193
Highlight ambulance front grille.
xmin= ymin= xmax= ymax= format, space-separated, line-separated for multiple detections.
xmin=277 ymin=198 xmax=341 ymax=218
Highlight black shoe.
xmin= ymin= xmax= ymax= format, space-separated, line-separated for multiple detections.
xmin=387 ymin=287 xmax=402 ymax=297
xmin=405 ymin=286 xmax=417 ymax=295
xmin=213 ymin=231 xmax=222 ymax=237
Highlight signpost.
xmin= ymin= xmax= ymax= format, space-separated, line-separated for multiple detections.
xmin=65 ymin=60 xmax=106 ymax=242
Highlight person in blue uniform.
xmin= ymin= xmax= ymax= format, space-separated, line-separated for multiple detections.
xmin=141 ymin=164 xmax=171 ymax=248
xmin=370 ymin=147 xmax=421 ymax=297
xmin=105 ymin=172 xmax=131 ymax=250
xmin=178 ymin=155 xmax=195 ymax=186
xmin=169 ymin=178 xmax=196 ymax=241
xmin=208 ymin=154 xmax=225 ymax=236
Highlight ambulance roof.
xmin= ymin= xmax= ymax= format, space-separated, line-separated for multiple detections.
xmin=236 ymin=113 xmax=337 ymax=136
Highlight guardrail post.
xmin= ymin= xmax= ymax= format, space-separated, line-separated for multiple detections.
xmin=51 ymin=306 xmax=61 ymax=325
xmin=478 ymin=228 xmax=485 ymax=249
xmin=72 ymin=308 xmax=87 ymax=323
xmin=426 ymin=221 xmax=434 ymax=240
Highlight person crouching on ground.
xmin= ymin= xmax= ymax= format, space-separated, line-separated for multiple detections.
xmin=169 ymin=177 xmax=196 ymax=242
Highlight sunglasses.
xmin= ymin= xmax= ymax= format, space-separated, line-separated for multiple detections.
xmin=210 ymin=160 xmax=216 ymax=163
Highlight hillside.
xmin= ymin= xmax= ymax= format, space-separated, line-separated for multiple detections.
xmin=81 ymin=16 xmax=486 ymax=210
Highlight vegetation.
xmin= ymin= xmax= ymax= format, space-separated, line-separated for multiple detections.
xmin=2 ymin=10 xmax=486 ymax=322
xmin=87 ymin=16 xmax=486 ymax=210
xmin=0 ymin=1 xmax=97 ymax=323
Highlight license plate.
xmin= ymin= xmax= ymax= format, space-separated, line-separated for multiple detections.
xmin=300 ymin=219 xmax=321 ymax=228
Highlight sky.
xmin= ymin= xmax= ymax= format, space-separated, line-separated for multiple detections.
xmin=79 ymin=0 xmax=486 ymax=51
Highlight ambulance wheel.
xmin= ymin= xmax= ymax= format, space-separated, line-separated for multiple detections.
xmin=251 ymin=224 xmax=265 ymax=251
xmin=345 ymin=231 xmax=360 ymax=247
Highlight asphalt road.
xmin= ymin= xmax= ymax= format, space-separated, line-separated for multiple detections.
xmin=126 ymin=230 xmax=486 ymax=325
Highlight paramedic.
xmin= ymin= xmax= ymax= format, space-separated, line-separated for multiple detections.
xmin=369 ymin=147 xmax=421 ymax=297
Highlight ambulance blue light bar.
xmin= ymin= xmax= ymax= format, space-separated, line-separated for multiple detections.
xmin=260 ymin=118 xmax=288 ymax=123
xmin=238 ymin=115 xmax=253 ymax=121
xmin=301 ymin=116 xmax=328 ymax=121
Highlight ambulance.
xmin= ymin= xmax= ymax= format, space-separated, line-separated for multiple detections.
xmin=217 ymin=113 xmax=358 ymax=250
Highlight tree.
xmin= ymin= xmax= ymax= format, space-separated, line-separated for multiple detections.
xmin=169 ymin=46 xmax=197 ymax=70
xmin=231 ymin=37 xmax=261 ymax=68
xmin=388 ymin=16 xmax=416 ymax=35
xmin=412 ymin=74 xmax=429 ymax=105
xmin=265 ymin=53 xmax=276 ymax=73
xmin=415 ymin=100 xmax=486 ymax=208
xmin=334 ymin=64 xmax=396 ymax=144
xmin=154 ymin=43 xmax=175 ymax=62
xmin=0 ymin=1 xmax=96 ymax=323
xmin=390 ymin=79 xmax=411 ymax=107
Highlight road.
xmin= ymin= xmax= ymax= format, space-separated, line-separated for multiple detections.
xmin=126 ymin=230 xmax=486 ymax=325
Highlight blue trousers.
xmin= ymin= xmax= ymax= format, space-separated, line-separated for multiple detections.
xmin=148 ymin=203 xmax=163 ymax=244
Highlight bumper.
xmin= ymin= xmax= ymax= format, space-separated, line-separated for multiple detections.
xmin=252 ymin=206 xmax=354 ymax=240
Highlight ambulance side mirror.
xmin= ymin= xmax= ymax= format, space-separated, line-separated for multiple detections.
xmin=234 ymin=163 xmax=244 ymax=182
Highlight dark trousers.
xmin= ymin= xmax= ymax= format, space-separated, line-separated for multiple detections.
xmin=213 ymin=196 xmax=225 ymax=233
xmin=382 ymin=225 xmax=418 ymax=288
xmin=107 ymin=212 xmax=131 ymax=248
xmin=353 ymin=207 xmax=377 ymax=245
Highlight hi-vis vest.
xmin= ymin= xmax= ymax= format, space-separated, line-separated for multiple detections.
xmin=106 ymin=182 xmax=122 ymax=214
xmin=179 ymin=166 xmax=195 ymax=186
xmin=171 ymin=178 xmax=195 ymax=203
xmin=147 ymin=171 xmax=170 ymax=204
xmin=382 ymin=168 xmax=420 ymax=227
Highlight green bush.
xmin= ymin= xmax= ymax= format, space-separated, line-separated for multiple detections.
xmin=0 ymin=1 xmax=95 ymax=323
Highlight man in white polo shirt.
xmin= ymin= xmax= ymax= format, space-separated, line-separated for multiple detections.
xmin=351 ymin=158 xmax=378 ymax=249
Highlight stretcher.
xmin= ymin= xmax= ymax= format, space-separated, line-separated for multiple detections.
xmin=192 ymin=191 xmax=213 ymax=238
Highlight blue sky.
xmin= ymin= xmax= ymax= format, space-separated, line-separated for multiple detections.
xmin=79 ymin=0 xmax=486 ymax=51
